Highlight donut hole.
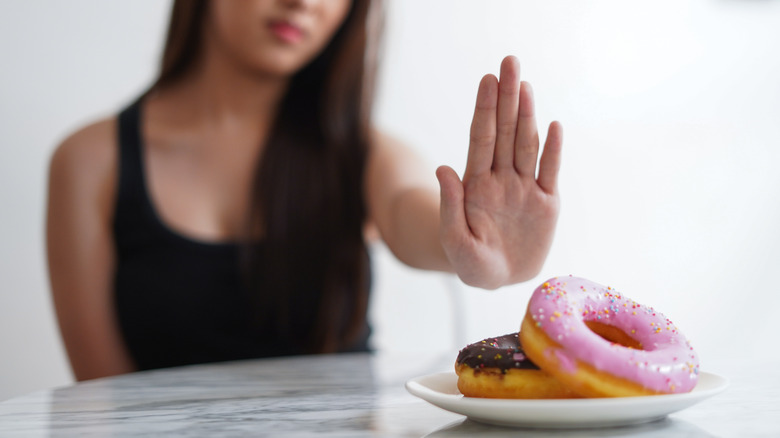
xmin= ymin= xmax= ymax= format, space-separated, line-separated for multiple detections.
xmin=585 ymin=321 xmax=643 ymax=350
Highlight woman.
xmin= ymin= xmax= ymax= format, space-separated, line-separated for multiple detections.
xmin=46 ymin=0 xmax=563 ymax=381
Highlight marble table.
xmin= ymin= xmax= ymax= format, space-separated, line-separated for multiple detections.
xmin=0 ymin=352 xmax=777 ymax=437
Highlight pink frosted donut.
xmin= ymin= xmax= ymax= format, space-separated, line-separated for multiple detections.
xmin=519 ymin=276 xmax=700 ymax=397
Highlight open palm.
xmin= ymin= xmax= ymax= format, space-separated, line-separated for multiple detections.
xmin=436 ymin=56 xmax=563 ymax=289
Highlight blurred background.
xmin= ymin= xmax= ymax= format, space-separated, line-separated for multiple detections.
xmin=1 ymin=0 xmax=779 ymax=401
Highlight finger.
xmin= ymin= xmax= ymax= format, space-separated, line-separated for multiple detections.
xmin=436 ymin=165 xmax=470 ymax=240
xmin=537 ymin=121 xmax=563 ymax=193
xmin=464 ymin=74 xmax=498 ymax=178
xmin=514 ymin=81 xmax=540 ymax=177
xmin=493 ymin=56 xmax=522 ymax=170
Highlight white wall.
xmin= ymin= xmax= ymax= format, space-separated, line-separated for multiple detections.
xmin=2 ymin=0 xmax=779 ymax=401
xmin=0 ymin=0 xmax=171 ymax=400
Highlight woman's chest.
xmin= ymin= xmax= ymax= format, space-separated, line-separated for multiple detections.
xmin=142 ymin=132 xmax=264 ymax=243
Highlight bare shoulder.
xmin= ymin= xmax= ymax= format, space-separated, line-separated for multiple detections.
xmin=367 ymin=127 xmax=435 ymax=186
xmin=368 ymin=127 xmax=414 ymax=159
xmin=48 ymin=117 xmax=118 ymax=208
xmin=51 ymin=118 xmax=116 ymax=174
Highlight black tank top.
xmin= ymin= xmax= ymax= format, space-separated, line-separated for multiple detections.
xmin=113 ymin=99 xmax=370 ymax=371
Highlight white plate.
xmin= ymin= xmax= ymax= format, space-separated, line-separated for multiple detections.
xmin=406 ymin=372 xmax=728 ymax=429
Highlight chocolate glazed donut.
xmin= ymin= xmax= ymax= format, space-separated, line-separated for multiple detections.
xmin=456 ymin=333 xmax=538 ymax=372
xmin=455 ymin=333 xmax=580 ymax=399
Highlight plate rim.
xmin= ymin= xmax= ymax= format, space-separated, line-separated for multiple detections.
xmin=405 ymin=370 xmax=728 ymax=428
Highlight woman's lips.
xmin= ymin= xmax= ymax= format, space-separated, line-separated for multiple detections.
xmin=269 ymin=21 xmax=304 ymax=44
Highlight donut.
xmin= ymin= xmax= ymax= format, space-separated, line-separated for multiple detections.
xmin=519 ymin=276 xmax=700 ymax=398
xmin=455 ymin=333 xmax=580 ymax=399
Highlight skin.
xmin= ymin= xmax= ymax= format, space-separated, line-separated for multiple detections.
xmin=437 ymin=60 xmax=563 ymax=289
xmin=47 ymin=0 xmax=562 ymax=381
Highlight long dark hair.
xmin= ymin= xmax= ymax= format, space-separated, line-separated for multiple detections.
xmin=152 ymin=0 xmax=383 ymax=354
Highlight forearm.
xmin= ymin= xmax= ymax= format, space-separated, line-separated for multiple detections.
xmin=381 ymin=187 xmax=453 ymax=272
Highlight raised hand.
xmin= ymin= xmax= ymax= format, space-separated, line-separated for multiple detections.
xmin=436 ymin=56 xmax=563 ymax=289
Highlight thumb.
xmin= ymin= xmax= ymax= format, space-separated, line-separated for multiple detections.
xmin=436 ymin=165 xmax=468 ymax=240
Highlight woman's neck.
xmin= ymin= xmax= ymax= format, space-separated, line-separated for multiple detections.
xmin=159 ymin=35 xmax=291 ymax=132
